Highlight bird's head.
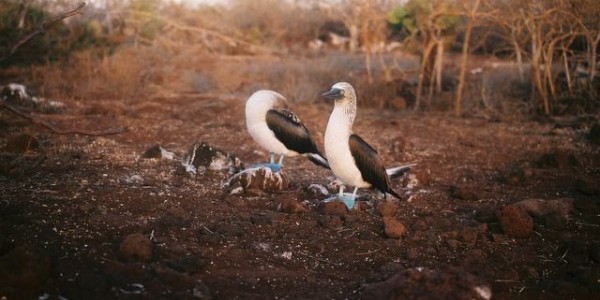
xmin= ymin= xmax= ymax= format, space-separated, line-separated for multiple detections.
xmin=246 ymin=90 xmax=287 ymax=118
xmin=321 ymin=82 xmax=356 ymax=107
xmin=322 ymin=82 xmax=357 ymax=124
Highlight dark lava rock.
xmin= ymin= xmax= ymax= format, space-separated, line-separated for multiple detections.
xmin=0 ymin=233 xmax=9 ymax=255
xmin=182 ymin=141 xmax=244 ymax=174
xmin=250 ymin=213 xmax=273 ymax=226
xmin=559 ymin=240 xmax=589 ymax=265
xmin=496 ymin=205 xmax=534 ymax=238
xmin=574 ymin=178 xmax=598 ymax=195
xmin=318 ymin=201 xmax=348 ymax=216
xmin=458 ymin=224 xmax=486 ymax=247
xmin=165 ymin=254 xmax=208 ymax=274
xmin=142 ymin=144 xmax=173 ymax=159
xmin=536 ymin=150 xmax=578 ymax=169
xmin=362 ymin=266 xmax=492 ymax=300
xmin=573 ymin=197 xmax=600 ymax=214
xmin=357 ymin=230 xmax=380 ymax=241
xmin=0 ymin=245 xmax=50 ymax=296
xmin=277 ymin=198 xmax=307 ymax=213
xmin=343 ymin=213 xmax=360 ymax=225
xmin=588 ymin=122 xmax=600 ymax=145
xmin=499 ymin=164 xmax=531 ymax=185
xmin=541 ymin=213 xmax=566 ymax=230
xmin=564 ymin=266 xmax=600 ymax=292
xmin=150 ymin=263 xmax=197 ymax=286
xmin=449 ymin=184 xmax=479 ymax=201
xmin=192 ymin=280 xmax=213 ymax=300
xmin=77 ymin=202 xmax=96 ymax=214
xmin=4 ymin=134 xmax=39 ymax=153
xmin=513 ymin=198 xmax=573 ymax=219
xmin=317 ymin=215 xmax=343 ymax=229
xmin=377 ymin=201 xmax=397 ymax=217
xmin=524 ymin=267 xmax=540 ymax=280
xmin=446 ymin=239 xmax=461 ymax=250
xmin=305 ymin=184 xmax=329 ymax=198
xmin=72 ymin=270 xmax=110 ymax=295
xmin=590 ymin=242 xmax=600 ymax=263
xmin=211 ymin=221 xmax=245 ymax=237
xmin=411 ymin=219 xmax=429 ymax=232
xmin=196 ymin=227 xmax=226 ymax=245
xmin=405 ymin=248 xmax=420 ymax=260
xmin=463 ymin=249 xmax=487 ymax=265
xmin=157 ymin=205 xmax=192 ymax=227
xmin=119 ymin=233 xmax=153 ymax=262
xmin=382 ymin=217 xmax=407 ymax=239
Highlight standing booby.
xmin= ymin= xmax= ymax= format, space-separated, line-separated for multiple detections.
xmin=245 ymin=90 xmax=329 ymax=171
xmin=322 ymin=82 xmax=412 ymax=209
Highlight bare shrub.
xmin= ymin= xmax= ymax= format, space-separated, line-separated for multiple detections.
xmin=30 ymin=46 xmax=161 ymax=99
xmin=4 ymin=0 xmax=598 ymax=117
xmin=222 ymin=0 xmax=326 ymax=49
xmin=484 ymin=0 xmax=600 ymax=115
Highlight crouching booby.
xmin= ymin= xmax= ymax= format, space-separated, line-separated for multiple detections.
xmin=322 ymin=82 xmax=413 ymax=209
xmin=245 ymin=90 xmax=329 ymax=171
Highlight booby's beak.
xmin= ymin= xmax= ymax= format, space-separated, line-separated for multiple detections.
xmin=321 ymin=88 xmax=343 ymax=100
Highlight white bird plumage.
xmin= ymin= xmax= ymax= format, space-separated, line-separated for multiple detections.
xmin=322 ymin=82 xmax=413 ymax=208
xmin=245 ymin=90 xmax=329 ymax=170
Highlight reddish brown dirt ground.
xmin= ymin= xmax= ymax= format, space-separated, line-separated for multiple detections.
xmin=1 ymin=91 xmax=599 ymax=299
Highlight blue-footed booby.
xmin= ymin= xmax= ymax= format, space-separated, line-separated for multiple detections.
xmin=322 ymin=82 xmax=413 ymax=209
xmin=245 ymin=90 xmax=329 ymax=171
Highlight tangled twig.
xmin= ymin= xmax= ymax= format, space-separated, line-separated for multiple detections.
xmin=0 ymin=2 xmax=86 ymax=63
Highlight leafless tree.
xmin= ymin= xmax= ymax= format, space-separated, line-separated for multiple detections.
xmin=414 ymin=0 xmax=457 ymax=110
xmin=454 ymin=0 xmax=487 ymax=116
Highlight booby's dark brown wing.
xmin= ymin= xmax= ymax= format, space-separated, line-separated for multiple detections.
xmin=349 ymin=134 xmax=400 ymax=199
xmin=265 ymin=109 xmax=323 ymax=156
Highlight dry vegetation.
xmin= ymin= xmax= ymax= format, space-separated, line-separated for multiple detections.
xmin=0 ymin=0 xmax=598 ymax=116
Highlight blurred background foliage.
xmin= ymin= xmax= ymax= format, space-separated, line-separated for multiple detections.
xmin=0 ymin=0 xmax=598 ymax=116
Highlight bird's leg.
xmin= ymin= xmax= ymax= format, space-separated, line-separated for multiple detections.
xmin=251 ymin=153 xmax=281 ymax=172
xmin=269 ymin=153 xmax=275 ymax=164
xmin=322 ymin=186 xmax=354 ymax=209
xmin=277 ymin=154 xmax=285 ymax=166
xmin=265 ymin=153 xmax=282 ymax=172
xmin=351 ymin=187 xmax=358 ymax=201
xmin=336 ymin=186 xmax=355 ymax=210
xmin=323 ymin=185 xmax=349 ymax=207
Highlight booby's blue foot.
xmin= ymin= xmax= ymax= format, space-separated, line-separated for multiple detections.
xmin=323 ymin=193 xmax=356 ymax=210
xmin=249 ymin=163 xmax=282 ymax=172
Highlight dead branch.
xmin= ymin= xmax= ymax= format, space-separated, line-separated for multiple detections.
xmin=0 ymin=2 xmax=86 ymax=63
xmin=1 ymin=100 xmax=126 ymax=136
xmin=455 ymin=0 xmax=483 ymax=116
xmin=129 ymin=9 xmax=274 ymax=55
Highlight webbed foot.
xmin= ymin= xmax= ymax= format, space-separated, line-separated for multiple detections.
xmin=250 ymin=163 xmax=282 ymax=172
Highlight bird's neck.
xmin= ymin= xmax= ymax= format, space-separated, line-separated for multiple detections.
xmin=337 ymin=102 xmax=356 ymax=126
xmin=245 ymin=104 xmax=268 ymax=126
xmin=326 ymin=103 xmax=355 ymax=138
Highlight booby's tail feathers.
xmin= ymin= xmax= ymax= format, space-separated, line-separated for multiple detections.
xmin=386 ymin=163 xmax=416 ymax=179
xmin=387 ymin=188 xmax=402 ymax=200
xmin=307 ymin=153 xmax=330 ymax=169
